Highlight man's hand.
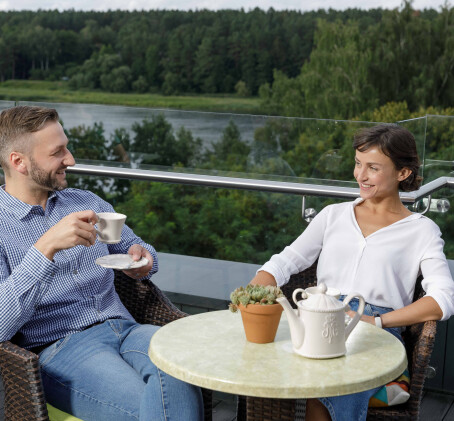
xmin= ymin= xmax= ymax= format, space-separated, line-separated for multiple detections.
xmin=35 ymin=210 xmax=98 ymax=260
xmin=123 ymin=244 xmax=153 ymax=279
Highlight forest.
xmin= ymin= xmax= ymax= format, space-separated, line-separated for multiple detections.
xmin=260 ymin=3 xmax=454 ymax=119
xmin=0 ymin=5 xmax=432 ymax=97
xmin=0 ymin=7 xmax=386 ymax=96
xmin=1 ymin=3 xmax=453 ymax=116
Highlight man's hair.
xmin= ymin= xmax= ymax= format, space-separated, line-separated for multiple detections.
xmin=0 ymin=106 xmax=59 ymax=173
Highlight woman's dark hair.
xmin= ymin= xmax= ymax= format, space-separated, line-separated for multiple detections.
xmin=353 ymin=124 xmax=422 ymax=192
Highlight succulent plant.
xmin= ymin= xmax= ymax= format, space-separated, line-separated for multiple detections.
xmin=229 ymin=284 xmax=284 ymax=313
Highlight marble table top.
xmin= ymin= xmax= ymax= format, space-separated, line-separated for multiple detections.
xmin=148 ymin=310 xmax=407 ymax=399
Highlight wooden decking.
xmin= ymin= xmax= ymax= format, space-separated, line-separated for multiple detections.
xmin=211 ymin=390 xmax=454 ymax=421
xmin=419 ymin=391 xmax=454 ymax=420
xmin=0 ymin=384 xmax=453 ymax=420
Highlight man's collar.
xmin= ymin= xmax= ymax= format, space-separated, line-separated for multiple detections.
xmin=0 ymin=186 xmax=58 ymax=219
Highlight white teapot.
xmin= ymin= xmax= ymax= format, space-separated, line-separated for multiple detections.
xmin=276 ymin=283 xmax=365 ymax=359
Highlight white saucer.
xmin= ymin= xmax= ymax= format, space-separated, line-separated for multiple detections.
xmin=95 ymin=254 xmax=149 ymax=270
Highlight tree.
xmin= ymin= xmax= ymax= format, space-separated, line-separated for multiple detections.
xmin=205 ymin=120 xmax=251 ymax=172
xmin=0 ymin=37 xmax=11 ymax=81
xmin=0 ymin=25 xmax=22 ymax=79
xmin=161 ymin=25 xmax=200 ymax=93
xmin=65 ymin=122 xmax=111 ymax=198
xmin=130 ymin=115 xmax=202 ymax=167
xmin=132 ymin=76 xmax=149 ymax=93
xmin=116 ymin=16 xmax=154 ymax=80
xmin=69 ymin=50 xmax=124 ymax=91
xmin=116 ymin=180 xmax=301 ymax=263
xmin=428 ymin=4 xmax=454 ymax=108
xmin=144 ymin=41 xmax=163 ymax=88
xmin=100 ymin=65 xmax=132 ymax=93
xmin=298 ymin=19 xmax=378 ymax=119
xmin=259 ymin=70 xmax=306 ymax=117
xmin=55 ymin=29 xmax=87 ymax=66
xmin=194 ymin=35 xmax=225 ymax=93
xmin=235 ymin=80 xmax=250 ymax=97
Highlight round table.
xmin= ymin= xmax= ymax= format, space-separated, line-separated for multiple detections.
xmin=148 ymin=310 xmax=407 ymax=399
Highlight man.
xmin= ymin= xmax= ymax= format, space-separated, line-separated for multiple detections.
xmin=0 ymin=106 xmax=203 ymax=420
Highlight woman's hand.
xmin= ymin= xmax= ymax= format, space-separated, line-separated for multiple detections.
xmin=347 ymin=296 xmax=443 ymax=329
xmin=346 ymin=310 xmax=375 ymax=326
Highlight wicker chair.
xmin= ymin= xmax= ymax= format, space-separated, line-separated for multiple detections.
xmin=0 ymin=270 xmax=213 ymax=421
xmin=237 ymin=260 xmax=437 ymax=421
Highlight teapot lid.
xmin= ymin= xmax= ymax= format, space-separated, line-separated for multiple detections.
xmin=300 ymin=283 xmax=344 ymax=312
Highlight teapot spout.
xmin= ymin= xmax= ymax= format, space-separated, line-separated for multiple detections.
xmin=276 ymin=297 xmax=304 ymax=349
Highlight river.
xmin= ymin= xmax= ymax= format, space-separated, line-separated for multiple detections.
xmin=9 ymin=100 xmax=270 ymax=149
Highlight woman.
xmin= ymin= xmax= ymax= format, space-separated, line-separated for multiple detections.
xmin=250 ymin=124 xmax=454 ymax=421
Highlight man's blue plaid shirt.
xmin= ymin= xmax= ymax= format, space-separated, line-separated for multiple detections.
xmin=0 ymin=187 xmax=158 ymax=349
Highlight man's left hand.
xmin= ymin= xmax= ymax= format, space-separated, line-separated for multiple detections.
xmin=123 ymin=244 xmax=154 ymax=279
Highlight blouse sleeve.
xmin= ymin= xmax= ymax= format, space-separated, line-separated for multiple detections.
xmin=258 ymin=205 xmax=329 ymax=286
xmin=420 ymin=225 xmax=454 ymax=321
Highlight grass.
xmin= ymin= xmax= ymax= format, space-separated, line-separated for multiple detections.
xmin=0 ymin=80 xmax=263 ymax=114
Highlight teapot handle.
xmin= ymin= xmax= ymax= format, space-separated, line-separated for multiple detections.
xmin=343 ymin=293 xmax=365 ymax=340
xmin=292 ymin=288 xmax=308 ymax=306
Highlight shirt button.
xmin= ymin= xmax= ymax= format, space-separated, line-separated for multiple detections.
xmin=73 ymin=270 xmax=78 ymax=275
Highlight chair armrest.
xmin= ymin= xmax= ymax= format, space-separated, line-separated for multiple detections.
xmin=368 ymin=319 xmax=437 ymax=420
xmin=280 ymin=261 xmax=318 ymax=308
xmin=0 ymin=340 xmax=49 ymax=421
xmin=114 ymin=270 xmax=187 ymax=326
xmin=405 ymin=320 xmax=437 ymax=414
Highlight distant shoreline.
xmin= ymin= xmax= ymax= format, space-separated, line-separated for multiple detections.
xmin=0 ymin=80 xmax=263 ymax=115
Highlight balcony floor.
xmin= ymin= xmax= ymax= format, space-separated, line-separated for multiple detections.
xmin=0 ymin=388 xmax=452 ymax=420
xmin=212 ymin=390 xmax=454 ymax=421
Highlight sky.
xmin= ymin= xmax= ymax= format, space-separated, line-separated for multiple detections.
xmin=0 ymin=0 xmax=451 ymax=12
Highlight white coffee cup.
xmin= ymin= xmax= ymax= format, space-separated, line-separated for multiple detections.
xmin=96 ymin=212 xmax=127 ymax=244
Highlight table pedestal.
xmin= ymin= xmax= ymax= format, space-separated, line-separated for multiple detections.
xmin=237 ymin=396 xmax=297 ymax=421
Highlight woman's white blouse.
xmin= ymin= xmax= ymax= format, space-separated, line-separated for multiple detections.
xmin=259 ymin=198 xmax=454 ymax=320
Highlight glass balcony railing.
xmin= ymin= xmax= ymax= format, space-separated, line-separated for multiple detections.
xmin=0 ymin=101 xmax=15 ymax=112
xmin=12 ymin=100 xmax=383 ymax=184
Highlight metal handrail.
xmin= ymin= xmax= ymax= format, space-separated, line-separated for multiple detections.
xmin=66 ymin=164 xmax=454 ymax=204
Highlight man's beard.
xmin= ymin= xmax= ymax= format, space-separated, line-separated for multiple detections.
xmin=29 ymin=158 xmax=67 ymax=191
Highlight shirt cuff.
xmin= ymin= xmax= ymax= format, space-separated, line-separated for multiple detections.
xmin=425 ymin=290 xmax=454 ymax=321
xmin=145 ymin=245 xmax=158 ymax=276
xmin=257 ymin=261 xmax=286 ymax=287
xmin=422 ymin=274 xmax=454 ymax=321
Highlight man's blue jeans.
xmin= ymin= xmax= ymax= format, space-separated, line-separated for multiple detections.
xmin=38 ymin=319 xmax=204 ymax=421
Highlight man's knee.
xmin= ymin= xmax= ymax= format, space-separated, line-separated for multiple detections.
xmin=121 ymin=323 xmax=160 ymax=355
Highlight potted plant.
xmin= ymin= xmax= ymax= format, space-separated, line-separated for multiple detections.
xmin=229 ymin=284 xmax=284 ymax=344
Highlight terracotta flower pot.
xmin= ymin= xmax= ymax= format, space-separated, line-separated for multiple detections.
xmin=238 ymin=303 xmax=283 ymax=344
